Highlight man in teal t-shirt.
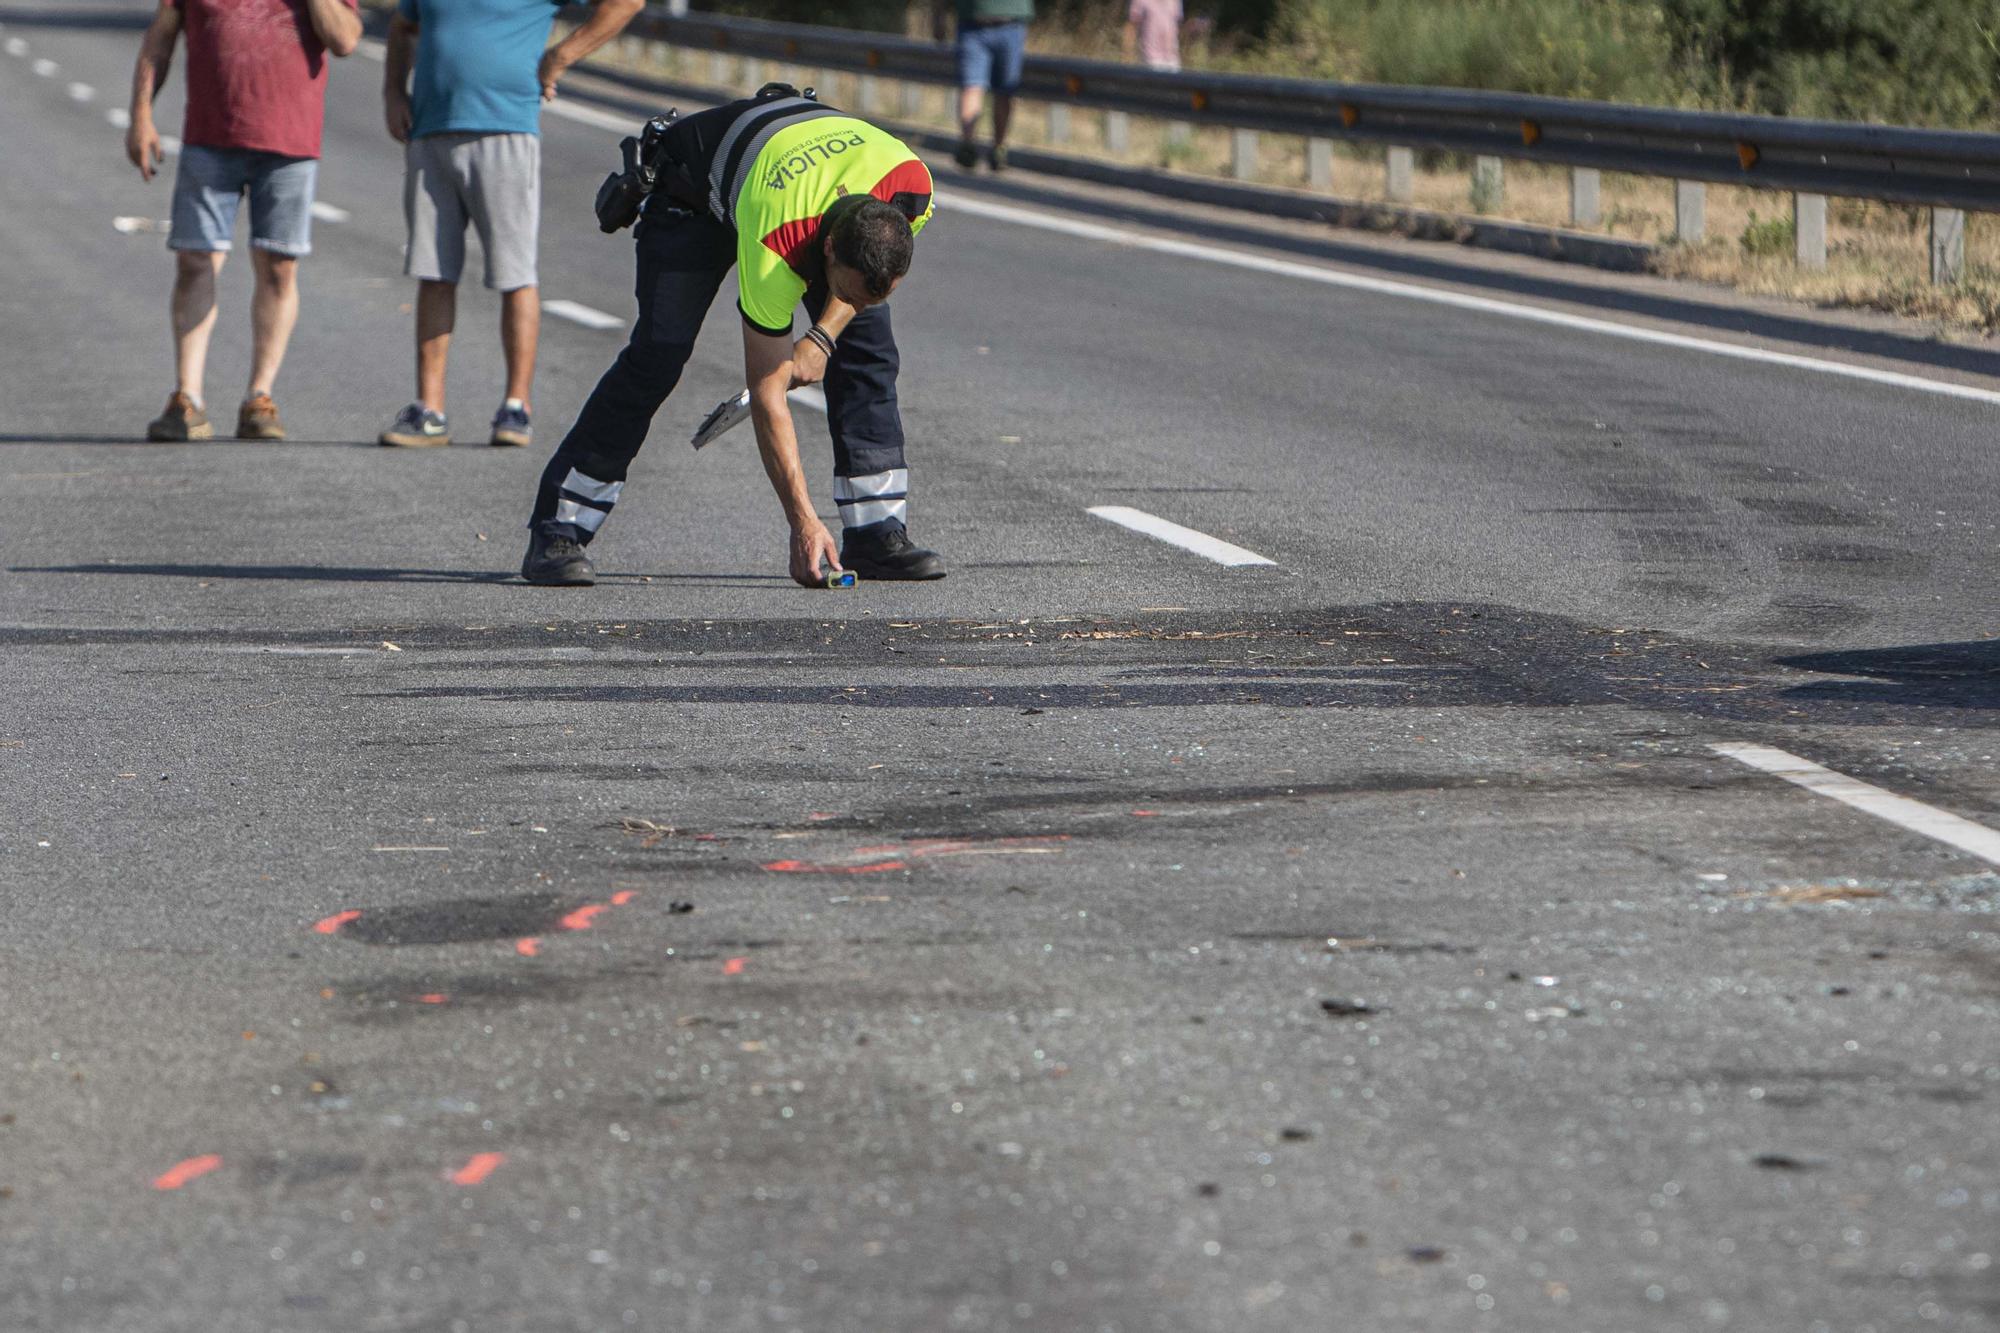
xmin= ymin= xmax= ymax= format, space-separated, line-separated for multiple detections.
xmin=378 ymin=0 xmax=641 ymax=451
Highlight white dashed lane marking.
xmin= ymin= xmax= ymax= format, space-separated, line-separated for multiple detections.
xmin=5 ymin=37 xmax=29 ymax=57
xmin=106 ymin=106 xmax=131 ymax=129
xmin=309 ymin=201 xmax=351 ymax=223
xmin=543 ymin=299 xmax=625 ymax=331
xmin=67 ymin=82 xmax=93 ymax=102
xmin=31 ymin=56 xmax=56 ymax=77
xmin=1086 ymin=506 xmax=1278 ymax=567
xmin=1712 ymin=743 xmax=2000 ymax=866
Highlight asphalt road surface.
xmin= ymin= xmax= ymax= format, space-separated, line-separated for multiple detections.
xmin=2 ymin=6 xmax=1998 ymax=1331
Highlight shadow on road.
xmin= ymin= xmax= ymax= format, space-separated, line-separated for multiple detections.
xmin=0 ymin=435 xmax=386 ymax=448
xmin=0 ymin=7 xmax=152 ymax=30
xmin=8 ymin=561 xmax=789 ymax=585
xmin=1776 ymin=639 xmax=2000 ymax=710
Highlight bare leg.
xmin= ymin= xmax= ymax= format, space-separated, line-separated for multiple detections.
xmin=172 ymin=250 xmax=225 ymax=403
xmin=958 ymin=86 xmax=984 ymax=142
xmin=246 ymin=250 xmax=299 ymax=398
xmin=992 ymin=91 xmax=1014 ymax=148
xmin=500 ymin=285 xmax=539 ymax=410
xmin=416 ymin=279 xmax=455 ymax=413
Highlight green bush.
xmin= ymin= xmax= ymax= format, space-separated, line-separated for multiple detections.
xmin=1739 ymin=211 xmax=1795 ymax=256
xmin=1356 ymin=0 xmax=1683 ymax=102
xmin=1660 ymin=0 xmax=2000 ymax=125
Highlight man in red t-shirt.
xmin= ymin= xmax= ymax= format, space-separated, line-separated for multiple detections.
xmin=125 ymin=0 xmax=361 ymax=442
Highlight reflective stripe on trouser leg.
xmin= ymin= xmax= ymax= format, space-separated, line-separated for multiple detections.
xmin=554 ymin=468 xmax=623 ymax=535
xmin=834 ymin=468 xmax=908 ymax=530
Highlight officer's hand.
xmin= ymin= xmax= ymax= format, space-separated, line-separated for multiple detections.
xmin=789 ymin=336 xmax=829 ymax=388
xmin=384 ymin=89 xmax=413 ymax=143
xmin=789 ymin=517 xmax=843 ymax=587
xmin=538 ymin=49 xmax=570 ymax=102
xmin=126 ymin=118 xmax=163 ymax=181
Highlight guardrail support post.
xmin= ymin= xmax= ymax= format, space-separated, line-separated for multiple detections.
xmin=1793 ymin=193 xmax=1827 ymax=269
xmin=1048 ymin=103 xmax=1071 ymax=147
xmin=858 ymin=74 xmax=880 ymax=116
xmin=1570 ymin=168 xmax=1600 ymax=227
xmin=900 ymin=81 xmax=923 ymax=118
xmin=1308 ymin=139 xmax=1333 ymax=191
xmin=1386 ymin=146 xmax=1414 ymax=204
xmin=707 ymin=52 xmax=731 ymax=87
xmin=1105 ymin=111 xmax=1130 ymax=155
xmin=1674 ymin=181 xmax=1705 ymax=242
xmin=1470 ymin=156 xmax=1502 ymax=214
xmin=1931 ymin=208 xmax=1966 ymax=283
xmin=1231 ymin=130 xmax=1257 ymax=181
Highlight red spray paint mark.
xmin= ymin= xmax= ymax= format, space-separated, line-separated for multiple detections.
xmin=515 ymin=937 xmax=541 ymax=957
xmin=761 ymin=859 xmax=907 ymax=874
xmin=153 ymin=1154 xmax=223 ymax=1191
xmin=807 ymin=812 xmax=839 ymax=821
xmin=312 ymin=910 xmax=361 ymax=934
xmin=1131 ymin=810 xmax=1159 ymax=817
xmin=611 ymin=890 xmax=636 ymax=906
xmin=558 ymin=903 xmax=606 ymax=932
xmin=416 ymin=993 xmax=448 ymax=1005
xmin=723 ymin=957 xmax=747 ymax=976
xmin=450 ymin=1152 xmax=506 ymax=1186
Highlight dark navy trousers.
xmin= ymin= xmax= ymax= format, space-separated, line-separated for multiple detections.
xmin=530 ymin=207 xmax=908 ymax=544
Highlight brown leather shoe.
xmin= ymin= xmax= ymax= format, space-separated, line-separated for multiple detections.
xmin=146 ymin=392 xmax=213 ymax=442
xmin=236 ymin=392 xmax=286 ymax=441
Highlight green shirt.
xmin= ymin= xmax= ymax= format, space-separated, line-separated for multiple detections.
xmin=958 ymin=0 xmax=1032 ymax=24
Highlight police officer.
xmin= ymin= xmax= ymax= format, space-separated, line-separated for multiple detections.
xmin=520 ymin=88 xmax=945 ymax=587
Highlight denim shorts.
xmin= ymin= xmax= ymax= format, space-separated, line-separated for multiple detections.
xmin=957 ymin=20 xmax=1026 ymax=93
xmin=168 ymin=145 xmax=318 ymax=256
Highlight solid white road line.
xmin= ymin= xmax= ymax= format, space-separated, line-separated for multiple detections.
xmin=67 ymin=82 xmax=93 ymax=102
xmin=1087 ymin=505 xmax=1277 ymax=567
xmin=106 ymin=106 xmax=130 ymax=129
xmin=789 ymin=385 xmax=827 ymax=413
xmin=31 ymin=56 xmax=55 ymax=77
xmin=544 ymin=97 xmax=644 ymax=134
xmin=1712 ymin=742 xmax=2000 ymax=866
xmin=309 ymin=201 xmax=351 ymax=223
xmin=939 ymin=193 xmax=2000 ymax=411
xmin=544 ymin=299 xmax=625 ymax=331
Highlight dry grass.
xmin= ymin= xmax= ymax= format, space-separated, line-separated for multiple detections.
xmin=589 ymin=36 xmax=2000 ymax=334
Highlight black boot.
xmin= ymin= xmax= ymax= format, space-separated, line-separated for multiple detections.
xmin=841 ymin=522 xmax=946 ymax=581
xmin=521 ymin=529 xmax=597 ymax=586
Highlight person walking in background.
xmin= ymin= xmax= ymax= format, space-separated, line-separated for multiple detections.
xmin=378 ymin=0 xmax=642 ymax=449
xmin=946 ymin=0 xmax=1031 ymax=172
xmin=1123 ymin=0 xmax=1186 ymax=71
xmin=125 ymin=0 xmax=361 ymax=443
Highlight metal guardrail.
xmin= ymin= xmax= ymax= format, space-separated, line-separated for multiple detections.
xmin=586 ymin=7 xmax=1991 ymax=279
xmin=617 ymin=9 xmax=2000 ymax=214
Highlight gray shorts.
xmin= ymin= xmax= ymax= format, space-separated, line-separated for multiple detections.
xmin=403 ymin=131 xmax=540 ymax=291
xmin=169 ymin=145 xmax=317 ymax=256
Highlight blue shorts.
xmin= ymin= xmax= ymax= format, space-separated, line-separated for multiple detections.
xmin=957 ymin=21 xmax=1026 ymax=93
xmin=169 ymin=145 xmax=318 ymax=256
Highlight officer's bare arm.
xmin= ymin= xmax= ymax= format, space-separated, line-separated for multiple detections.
xmin=743 ymin=325 xmax=844 ymax=586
